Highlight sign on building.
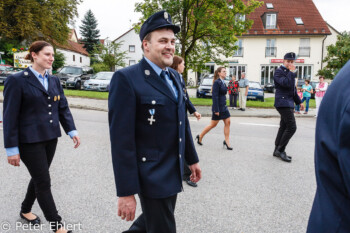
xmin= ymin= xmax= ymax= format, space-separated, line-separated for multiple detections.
xmin=14 ymin=51 xmax=32 ymax=68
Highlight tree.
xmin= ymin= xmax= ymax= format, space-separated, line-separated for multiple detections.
xmin=79 ymin=9 xmax=101 ymax=54
xmin=0 ymin=0 xmax=81 ymax=44
xmin=134 ymin=0 xmax=262 ymax=81
xmin=52 ymin=50 xmax=65 ymax=71
xmin=93 ymin=41 xmax=128 ymax=71
xmin=318 ymin=32 xmax=350 ymax=79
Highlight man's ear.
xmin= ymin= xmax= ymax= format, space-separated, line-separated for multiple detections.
xmin=143 ymin=40 xmax=150 ymax=52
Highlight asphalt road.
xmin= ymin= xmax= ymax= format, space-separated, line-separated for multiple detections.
xmin=0 ymin=108 xmax=317 ymax=233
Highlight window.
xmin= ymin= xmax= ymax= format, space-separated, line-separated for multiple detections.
xmin=229 ymin=65 xmax=246 ymax=80
xmin=80 ymin=57 xmax=82 ymax=63
xmin=266 ymin=3 xmax=274 ymax=9
xmin=129 ymin=60 xmax=136 ymax=66
xmin=129 ymin=45 xmax=135 ymax=52
xmin=73 ymin=55 xmax=75 ymax=62
xmin=295 ymin=65 xmax=312 ymax=80
xmin=295 ymin=17 xmax=304 ymax=25
xmin=233 ymin=39 xmax=243 ymax=56
xmin=265 ymin=39 xmax=276 ymax=57
xmin=260 ymin=65 xmax=278 ymax=85
xmin=266 ymin=14 xmax=276 ymax=29
xmin=299 ymin=38 xmax=310 ymax=57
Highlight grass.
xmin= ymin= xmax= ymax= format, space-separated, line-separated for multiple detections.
xmin=0 ymin=85 xmax=316 ymax=108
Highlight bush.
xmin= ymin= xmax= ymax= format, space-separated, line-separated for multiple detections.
xmin=91 ymin=63 xmax=110 ymax=73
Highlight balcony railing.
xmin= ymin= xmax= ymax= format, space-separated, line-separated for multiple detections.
xmin=299 ymin=47 xmax=311 ymax=57
xmin=265 ymin=47 xmax=277 ymax=57
xmin=233 ymin=47 xmax=244 ymax=57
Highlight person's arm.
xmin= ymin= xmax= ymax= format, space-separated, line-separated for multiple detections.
xmin=338 ymin=104 xmax=350 ymax=197
xmin=274 ymin=69 xmax=296 ymax=88
xmin=3 ymin=75 xmax=22 ymax=166
xmin=245 ymin=80 xmax=249 ymax=96
xmin=320 ymin=82 xmax=328 ymax=91
xmin=184 ymin=117 xmax=201 ymax=183
xmin=212 ymin=80 xmax=220 ymax=114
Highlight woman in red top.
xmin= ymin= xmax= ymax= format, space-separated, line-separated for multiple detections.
xmin=227 ymin=75 xmax=239 ymax=109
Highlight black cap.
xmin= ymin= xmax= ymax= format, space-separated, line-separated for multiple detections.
xmin=139 ymin=10 xmax=180 ymax=41
xmin=284 ymin=52 xmax=296 ymax=60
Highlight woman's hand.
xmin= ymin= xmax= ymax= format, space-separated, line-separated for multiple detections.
xmin=215 ymin=112 xmax=220 ymax=116
xmin=8 ymin=154 xmax=20 ymax=167
xmin=72 ymin=136 xmax=81 ymax=149
xmin=193 ymin=112 xmax=201 ymax=120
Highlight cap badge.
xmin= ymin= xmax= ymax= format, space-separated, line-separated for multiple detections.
xmin=24 ymin=72 xmax=28 ymax=76
xmin=145 ymin=70 xmax=150 ymax=76
xmin=164 ymin=12 xmax=170 ymax=22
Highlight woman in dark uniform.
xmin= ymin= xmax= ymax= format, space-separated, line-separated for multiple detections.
xmin=196 ymin=67 xmax=232 ymax=150
xmin=171 ymin=55 xmax=201 ymax=187
xmin=4 ymin=41 xmax=80 ymax=233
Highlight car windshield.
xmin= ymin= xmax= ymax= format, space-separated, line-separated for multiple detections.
xmin=0 ymin=66 xmax=6 ymax=71
xmin=201 ymin=78 xmax=213 ymax=85
xmin=90 ymin=72 xmax=114 ymax=80
xmin=59 ymin=67 xmax=82 ymax=75
xmin=249 ymin=82 xmax=261 ymax=89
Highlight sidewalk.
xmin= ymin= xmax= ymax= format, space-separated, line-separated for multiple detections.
xmin=0 ymin=93 xmax=316 ymax=118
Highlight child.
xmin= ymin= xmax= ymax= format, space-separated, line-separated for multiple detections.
xmin=295 ymin=88 xmax=304 ymax=114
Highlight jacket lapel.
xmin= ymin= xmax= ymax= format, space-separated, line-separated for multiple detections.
xmin=141 ymin=59 xmax=177 ymax=103
xmin=25 ymin=68 xmax=49 ymax=95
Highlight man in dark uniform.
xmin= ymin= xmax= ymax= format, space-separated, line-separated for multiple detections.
xmin=307 ymin=61 xmax=350 ymax=232
xmin=273 ymin=52 xmax=301 ymax=162
xmin=108 ymin=10 xmax=201 ymax=233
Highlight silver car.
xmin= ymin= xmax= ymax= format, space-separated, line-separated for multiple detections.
xmin=83 ymin=72 xmax=114 ymax=92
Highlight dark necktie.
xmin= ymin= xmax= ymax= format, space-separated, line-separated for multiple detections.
xmin=160 ymin=70 xmax=176 ymax=98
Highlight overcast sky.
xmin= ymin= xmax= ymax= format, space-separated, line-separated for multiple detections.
xmin=74 ymin=0 xmax=349 ymax=40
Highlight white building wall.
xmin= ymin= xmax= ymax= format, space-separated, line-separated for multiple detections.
xmin=57 ymin=48 xmax=90 ymax=67
xmin=114 ymin=29 xmax=143 ymax=70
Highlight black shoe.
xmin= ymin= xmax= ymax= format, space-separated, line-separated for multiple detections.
xmin=223 ymin=140 xmax=233 ymax=150
xmin=238 ymin=108 xmax=242 ymax=110
xmin=20 ymin=212 xmax=41 ymax=225
xmin=185 ymin=178 xmax=198 ymax=187
xmin=195 ymin=135 xmax=202 ymax=145
xmin=273 ymin=148 xmax=292 ymax=159
xmin=274 ymin=150 xmax=292 ymax=162
xmin=241 ymin=108 xmax=245 ymax=111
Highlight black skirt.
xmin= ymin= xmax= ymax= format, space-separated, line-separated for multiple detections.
xmin=211 ymin=109 xmax=230 ymax=120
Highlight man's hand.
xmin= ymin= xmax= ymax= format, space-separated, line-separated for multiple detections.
xmin=8 ymin=154 xmax=20 ymax=167
xmin=118 ymin=195 xmax=137 ymax=221
xmin=214 ymin=112 xmax=219 ymax=116
xmin=72 ymin=136 xmax=81 ymax=149
xmin=189 ymin=163 xmax=202 ymax=183
xmin=289 ymin=64 xmax=296 ymax=72
xmin=193 ymin=112 xmax=201 ymax=120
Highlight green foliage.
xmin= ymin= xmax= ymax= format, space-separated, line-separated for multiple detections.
xmin=79 ymin=9 xmax=101 ymax=54
xmin=91 ymin=62 xmax=110 ymax=73
xmin=52 ymin=50 xmax=65 ymax=71
xmin=0 ymin=0 xmax=81 ymax=44
xmin=134 ymin=0 xmax=263 ymax=81
xmin=318 ymin=32 xmax=350 ymax=79
xmin=0 ymin=39 xmax=23 ymax=65
xmin=92 ymin=41 xmax=128 ymax=71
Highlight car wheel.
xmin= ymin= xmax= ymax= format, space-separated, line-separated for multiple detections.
xmin=261 ymin=97 xmax=264 ymax=102
xmin=75 ymin=81 xmax=81 ymax=90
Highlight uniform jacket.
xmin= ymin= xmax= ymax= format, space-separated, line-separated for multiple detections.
xmin=274 ymin=66 xmax=301 ymax=108
xmin=212 ymin=78 xmax=228 ymax=113
xmin=307 ymin=60 xmax=350 ymax=233
xmin=3 ymin=68 xmax=76 ymax=148
xmin=179 ymin=74 xmax=196 ymax=114
xmin=108 ymin=58 xmax=199 ymax=198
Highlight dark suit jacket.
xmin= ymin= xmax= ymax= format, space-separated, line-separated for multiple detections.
xmin=108 ymin=58 xmax=199 ymax=198
xmin=274 ymin=66 xmax=301 ymax=108
xmin=178 ymin=74 xmax=196 ymax=114
xmin=3 ymin=68 xmax=76 ymax=148
xmin=307 ymin=60 xmax=350 ymax=232
xmin=212 ymin=78 xmax=228 ymax=113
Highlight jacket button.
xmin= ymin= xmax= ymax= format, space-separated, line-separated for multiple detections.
xmin=179 ymin=154 xmax=182 ymax=158
xmin=50 ymin=120 xmax=53 ymax=123
xmin=179 ymin=138 xmax=182 ymax=142
xmin=49 ymin=112 xmax=52 ymax=115
xmin=179 ymin=121 xmax=182 ymax=125
xmin=48 ymin=96 xmax=51 ymax=100
xmin=152 ymin=100 xmax=156 ymax=105
xmin=48 ymin=104 xmax=51 ymax=107
xmin=142 ymin=157 xmax=146 ymax=162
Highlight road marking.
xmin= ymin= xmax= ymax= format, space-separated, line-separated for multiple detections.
xmin=239 ymin=123 xmax=279 ymax=127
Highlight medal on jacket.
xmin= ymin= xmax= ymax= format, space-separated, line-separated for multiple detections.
xmin=54 ymin=96 xmax=57 ymax=101
xmin=148 ymin=109 xmax=156 ymax=125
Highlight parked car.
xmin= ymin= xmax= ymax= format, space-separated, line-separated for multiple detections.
xmin=83 ymin=72 xmax=114 ymax=91
xmin=296 ymin=79 xmax=318 ymax=99
xmin=0 ymin=66 xmax=21 ymax=84
xmin=264 ymin=83 xmax=275 ymax=93
xmin=196 ymin=77 xmax=213 ymax=98
xmin=247 ymin=81 xmax=265 ymax=102
xmin=56 ymin=66 xmax=93 ymax=89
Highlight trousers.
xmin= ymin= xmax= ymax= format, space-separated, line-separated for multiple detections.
xmin=229 ymin=94 xmax=238 ymax=107
xmin=275 ymin=107 xmax=297 ymax=152
xmin=19 ymin=138 xmax=62 ymax=225
xmin=239 ymin=88 xmax=247 ymax=109
xmin=124 ymin=194 xmax=177 ymax=233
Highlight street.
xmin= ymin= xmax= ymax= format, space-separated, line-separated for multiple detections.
xmin=0 ymin=108 xmax=317 ymax=233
